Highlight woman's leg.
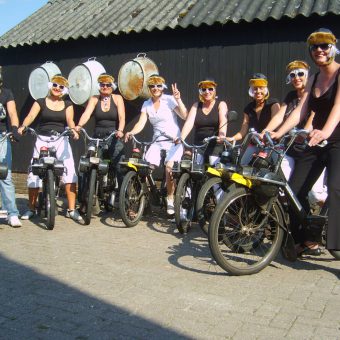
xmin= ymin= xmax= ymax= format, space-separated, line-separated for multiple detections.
xmin=28 ymin=188 xmax=39 ymax=210
xmin=240 ymin=145 xmax=258 ymax=166
xmin=165 ymin=144 xmax=183 ymax=198
xmin=109 ymin=138 xmax=125 ymax=189
xmin=165 ymin=163 xmax=175 ymax=198
xmin=23 ymin=140 xmax=43 ymax=219
xmin=65 ymin=183 xmax=77 ymax=210
xmin=289 ymin=147 xmax=325 ymax=245
xmin=325 ymin=142 xmax=340 ymax=250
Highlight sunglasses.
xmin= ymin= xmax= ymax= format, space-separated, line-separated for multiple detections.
xmin=99 ymin=83 xmax=112 ymax=88
xmin=310 ymin=43 xmax=331 ymax=51
xmin=52 ymin=83 xmax=65 ymax=90
xmin=289 ymin=71 xmax=306 ymax=79
xmin=200 ymin=87 xmax=215 ymax=93
xmin=148 ymin=84 xmax=163 ymax=89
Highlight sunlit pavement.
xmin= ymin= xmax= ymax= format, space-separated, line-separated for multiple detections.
xmin=0 ymin=196 xmax=339 ymax=339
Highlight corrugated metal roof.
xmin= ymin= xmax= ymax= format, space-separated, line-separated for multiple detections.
xmin=1 ymin=0 xmax=339 ymax=48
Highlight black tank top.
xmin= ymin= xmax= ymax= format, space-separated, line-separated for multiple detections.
xmin=36 ymin=98 xmax=71 ymax=135
xmin=94 ymin=95 xmax=118 ymax=136
xmin=243 ymin=98 xmax=279 ymax=133
xmin=194 ymin=101 xmax=220 ymax=144
xmin=308 ymin=69 xmax=340 ymax=141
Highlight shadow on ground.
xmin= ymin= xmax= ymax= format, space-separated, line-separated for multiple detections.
xmin=0 ymin=254 xmax=191 ymax=339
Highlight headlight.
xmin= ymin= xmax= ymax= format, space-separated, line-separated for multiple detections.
xmin=42 ymin=157 xmax=55 ymax=165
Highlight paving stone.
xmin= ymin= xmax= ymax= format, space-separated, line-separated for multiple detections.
xmin=1 ymin=196 xmax=339 ymax=339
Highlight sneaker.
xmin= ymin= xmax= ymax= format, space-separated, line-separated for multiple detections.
xmin=167 ymin=197 xmax=175 ymax=215
xmin=8 ymin=215 xmax=22 ymax=228
xmin=21 ymin=210 xmax=34 ymax=220
xmin=67 ymin=209 xmax=84 ymax=222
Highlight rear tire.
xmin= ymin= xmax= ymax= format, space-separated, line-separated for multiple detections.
xmin=209 ymin=186 xmax=284 ymax=275
xmin=119 ymin=171 xmax=146 ymax=227
xmin=46 ymin=169 xmax=56 ymax=230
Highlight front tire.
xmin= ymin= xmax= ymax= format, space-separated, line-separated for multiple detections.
xmin=84 ymin=168 xmax=97 ymax=225
xmin=196 ymin=177 xmax=225 ymax=235
xmin=119 ymin=171 xmax=146 ymax=227
xmin=46 ymin=169 xmax=56 ymax=230
xmin=175 ymin=173 xmax=195 ymax=234
xmin=209 ymin=186 xmax=284 ymax=276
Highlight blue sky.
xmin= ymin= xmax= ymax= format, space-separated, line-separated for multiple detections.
xmin=0 ymin=0 xmax=47 ymax=36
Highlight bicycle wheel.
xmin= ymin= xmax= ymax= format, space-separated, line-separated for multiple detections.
xmin=84 ymin=168 xmax=97 ymax=225
xmin=175 ymin=173 xmax=195 ymax=234
xmin=196 ymin=177 xmax=225 ymax=235
xmin=119 ymin=171 xmax=146 ymax=227
xmin=319 ymin=203 xmax=340 ymax=260
xmin=46 ymin=169 xmax=56 ymax=230
xmin=209 ymin=186 xmax=284 ymax=275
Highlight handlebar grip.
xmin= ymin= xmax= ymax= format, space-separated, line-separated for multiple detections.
xmin=264 ymin=131 xmax=274 ymax=147
xmin=318 ymin=140 xmax=328 ymax=147
xmin=251 ymin=134 xmax=263 ymax=147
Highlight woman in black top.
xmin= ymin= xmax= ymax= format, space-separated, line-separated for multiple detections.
xmin=18 ymin=75 xmax=81 ymax=221
xmin=273 ymin=28 xmax=340 ymax=255
xmin=180 ymin=79 xmax=228 ymax=165
xmin=77 ymin=73 xmax=125 ymax=139
xmin=262 ymin=61 xmax=311 ymax=178
xmin=76 ymin=73 xmax=125 ymax=191
xmin=228 ymin=73 xmax=280 ymax=165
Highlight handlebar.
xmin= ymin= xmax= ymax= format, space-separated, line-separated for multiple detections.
xmin=79 ymin=127 xmax=117 ymax=143
xmin=130 ymin=132 xmax=175 ymax=146
xmin=25 ymin=127 xmax=73 ymax=142
xmin=0 ymin=132 xmax=13 ymax=140
xmin=288 ymin=128 xmax=327 ymax=148
xmin=182 ymin=138 xmax=209 ymax=149
xmin=179 ymin=135 xmax=236 ymax=150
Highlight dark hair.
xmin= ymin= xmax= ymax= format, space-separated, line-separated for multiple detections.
xmin=315 ymin=28 xmax=334 ymax=34
xmin=201 ymin=77 xmax=216 ymax=83
xmin=252 ymin=73 xmax=267 ymax=80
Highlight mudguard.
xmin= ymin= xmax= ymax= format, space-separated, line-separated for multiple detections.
xmin=230 ymin=173 xmax=253 ymax=188
xmin=127 ymin=161 xmax=137 ymax=172
xmin=206 ymin=167 xmax=221 ymax=177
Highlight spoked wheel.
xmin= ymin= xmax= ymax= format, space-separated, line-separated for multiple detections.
xmin=119 ymin=171 xmax=146 ymax=227
xmin=319 ymin=202 xmax=340 ymax=260
xmin=196 ymin=177 xmax=226 ymax=235
xmin=45 ymin=169 xmax=56 ymax=230
xmin=209 ymin=186 xmax=284 ymax=276
xmin=84 ymin=168 xmax=97 ymax=225
xmin=175 ymin=173 xmax=195 ymax=234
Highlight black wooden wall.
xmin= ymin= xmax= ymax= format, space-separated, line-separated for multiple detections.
xmin=0 ymin=14 xmax=339 ymax=172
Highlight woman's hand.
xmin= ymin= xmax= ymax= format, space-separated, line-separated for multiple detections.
xmin=18 ymin=126 xmax=26 ymax=135
xmin=172 ymin=83 xmax=181 ymax=100
xmin=124 ymin=132 xmax=133 ymax=143
xmin=174 ymin=137 xmax=182 ymax=145
xmin=72 ymin=129 xmax=79 ymax=140
xmin=75 ymin=125 xmax=82 ymax=132
xmin=269 ymin=131 xmax=281 ymax=140
xmin=217 ymin=134 xmax=226 ymax=144
xmin=309 ymin=129 xmax=327 ymax=146
xmin=115 ymin=130 xmax=124 ymax=139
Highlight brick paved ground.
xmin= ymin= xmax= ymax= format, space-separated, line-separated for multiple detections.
xmin=0 ymin=196 xmax=339 ymax=339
